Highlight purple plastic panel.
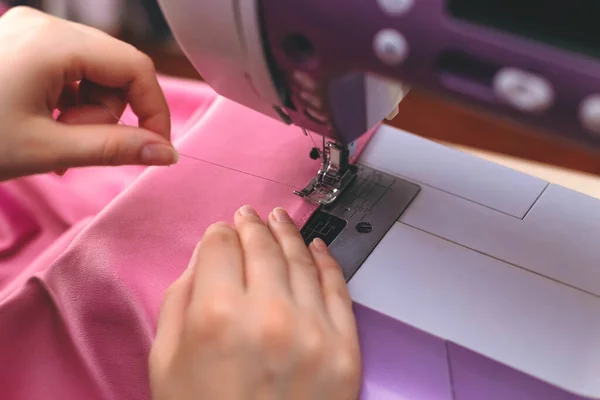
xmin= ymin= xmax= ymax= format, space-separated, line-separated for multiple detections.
xmin=447 ymin=343 xmax=589 ymax=400
xmin=260 ymin=0 xmax=600 ymax=147
xmin=354 ymin=304 xmax=453 ymax=400
xmin=355 ymin=303 xmax=599 ymax=399
xmin=327 ymin=73 xmax=368 ymax=142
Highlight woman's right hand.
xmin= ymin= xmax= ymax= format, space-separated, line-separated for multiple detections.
xmin=149 ymin=205 xmax=362 ymax=399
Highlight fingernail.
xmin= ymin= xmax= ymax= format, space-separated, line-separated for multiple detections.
xmin=272 ymin=207 xmax=292 ymax=223
xmin=140 ymin=144 xmax=178 ymax=165
xmin=311 ymin=238 xmax=329 ymax=254
xmin=238 ymin=205 xmax=257 ymax=217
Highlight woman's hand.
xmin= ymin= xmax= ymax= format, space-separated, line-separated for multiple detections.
xmin=150 ymin=206 xmax=362 ymax=400
xmin=0 ymin=7 xmax=175 ymax=181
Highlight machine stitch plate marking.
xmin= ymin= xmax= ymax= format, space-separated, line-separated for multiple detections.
xmin=301 ymin=165 xmax=420 ymax=281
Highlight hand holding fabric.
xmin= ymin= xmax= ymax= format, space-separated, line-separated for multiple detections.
xmin=150 ymin=205 xmax=362 ymax=400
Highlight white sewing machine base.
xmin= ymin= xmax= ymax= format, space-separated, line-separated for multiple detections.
xmin=345 ymin=125 xmax=600 ymax=400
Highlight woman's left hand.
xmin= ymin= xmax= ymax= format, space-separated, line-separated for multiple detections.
xmin=0 ymin=7 xmax=176 ymax=181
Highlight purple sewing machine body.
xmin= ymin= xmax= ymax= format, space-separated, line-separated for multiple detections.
xmin=262 ymin=0 xmax=600 ymax=147
xmin=157 ymin=0 xmax=600 ymax=399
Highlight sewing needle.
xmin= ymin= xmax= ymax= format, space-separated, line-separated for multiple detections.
xmin=301 ymin=127 xmax=324 ymax=162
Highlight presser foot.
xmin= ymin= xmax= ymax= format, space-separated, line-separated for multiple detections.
xmin=298 ymin=163 xmax=420 ymax=281
xmin=294 ymin=141 xmax=356 ymax=206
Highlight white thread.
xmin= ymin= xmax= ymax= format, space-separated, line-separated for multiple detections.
xmin=97 ymin=103 xmax=296 ymax=187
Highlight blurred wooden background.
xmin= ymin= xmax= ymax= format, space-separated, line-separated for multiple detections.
xmin=141 ymin=44 xmax=600 ymax=176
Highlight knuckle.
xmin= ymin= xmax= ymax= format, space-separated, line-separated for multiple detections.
xmin=242 ymin=225 xmax=277 ymax=252
xmin=204 ymin=222 xmax=237 ymax=245
xmin=252 ymin=300 xmax=295 ymax=354
xmin=254 ymin=238 xmax=278 ymax=256
xmin=4 ymin=6 xmax=40 ymax=21
xmin=135 ymin=50 xmax=156 ymax=74
xmin=200 ymin=293 xmax=239 ymax=327
xmin=331 ymin=347 xmax=361 ymax=386
xmin=188 ymin=293 xmax=239 ymax=340
xmin=238 ymin=219 xmax=262 ymax=233
xmin=298 ymin=321 xmax=326 ymax=364
xmin=328 ymin=286 xmax=352 ymax=307
xmin=99 ymin=135 xmax=123 ymax=166
xmin=289 ymin=254 xmax=318 ymax=275
xmin=162 ymin=282 xmax=179 ymax=304
xmin=319 ymin=256 xmax=342 ymax=271
xmin=4 ymin=7 xmax=55 ymax=41
xmin=162 ymin=276 xmax=187 ymax=303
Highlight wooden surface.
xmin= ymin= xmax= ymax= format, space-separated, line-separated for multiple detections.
xmin=142 ymin=43 xmax=600 ymax=181
xmin=391 ymin=91 xmax=600 ymax=176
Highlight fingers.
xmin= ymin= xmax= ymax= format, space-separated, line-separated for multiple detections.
xmin=234 ymin=205 xmax=291 ymax=296
xmin=267 ymin=208 xmax=324 ymax=310
xmin=57 ymin=82 xmax=80 ymax=110
xmin=58 ymin=26 xmax=170 ymax=140
xmin=79 ymin=80 xmax=127 ymax=120
xmin=52 ymin=81 xmax=143 ymax=174
xmin=7 ymin=7 xmax=171 ymax=139
xmin=29 ymin=118 xmax=177 ymax=170
xmin=56 ymin=104 xmax=122 ymax=126
xmin=57 ymin=80 xmax=127 ymax=125
xmin=0 ymin=7 xmax=173 ymax=177
xmin=190 ymin=222 xmax=245 ymax=299
xmin=309 ymin=239 xmax=357 ymax=336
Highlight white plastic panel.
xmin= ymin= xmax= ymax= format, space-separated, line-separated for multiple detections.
xmin=400 ymin=183 xmax=600 ymax=298
xmin=349 ymin=223 xmax=600 ymax=399
xmin=157 ymin=0 xmax=282 ymax=122
xmin=239 ymin=0 xmax=284 ymax=108
xmin=359 ymin=125 xmax=548 ymax=218
xmin=365 ymin=75 xmax=409 ymax=129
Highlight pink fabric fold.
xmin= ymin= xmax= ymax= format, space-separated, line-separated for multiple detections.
xmin=0 ymin=187 xmax=40 ymax=256
xmin=0 ymin=77 xmax=376 ymax=399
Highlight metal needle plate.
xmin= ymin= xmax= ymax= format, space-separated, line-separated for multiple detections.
xmin=301 ymin=165 xmax=420 ymax=281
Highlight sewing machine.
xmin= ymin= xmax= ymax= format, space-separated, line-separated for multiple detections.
xmin=157 ymin=1 xmax=600 ymax=399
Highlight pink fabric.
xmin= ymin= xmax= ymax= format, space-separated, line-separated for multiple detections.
xmin=0 ymin=77 xmax=216 ymax=296
xmin=0 ymin=77 xmax=376 ymax=399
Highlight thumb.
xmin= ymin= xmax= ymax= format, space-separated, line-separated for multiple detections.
xmin=35 ymin=120 xmax=179 ymax=170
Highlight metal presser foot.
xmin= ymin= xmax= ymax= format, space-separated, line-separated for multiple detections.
xmin=295 ymin=140 xmax=420 ymax=281
xmin=293 ymin=141 xmax=356 ymax=206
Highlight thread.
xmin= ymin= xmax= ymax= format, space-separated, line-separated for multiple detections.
xmin=302 ymin=127 xmax=323 ymax=161
xmin=96 ymin=103 xmax=297 ymax=188
xmin=98 ymin=102 xmax=323 ymax=165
